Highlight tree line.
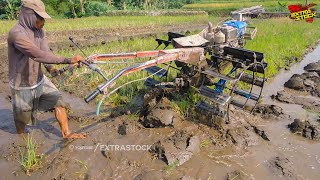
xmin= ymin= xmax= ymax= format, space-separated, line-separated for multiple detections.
xmin=0 ymin=0 xmax=199 ymax=19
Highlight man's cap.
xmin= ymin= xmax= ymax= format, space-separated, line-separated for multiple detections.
xmin=22 ymin=0 xmax=51 ymax=19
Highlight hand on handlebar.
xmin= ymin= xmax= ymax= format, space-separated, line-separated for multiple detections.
xmin=49 ymin=68 xmax=61 ymax=76
xmin=71 ymin=55 xmax=84 ymax=64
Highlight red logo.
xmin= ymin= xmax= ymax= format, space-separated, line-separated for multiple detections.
xmin=288 ymin=3 xmax=317 ymax=23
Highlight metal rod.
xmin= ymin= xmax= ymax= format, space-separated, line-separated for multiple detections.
xmin=69 ymin=36 xmax=88 ymax=58
xmin=69 ymin=36 xmax=109 ymax=81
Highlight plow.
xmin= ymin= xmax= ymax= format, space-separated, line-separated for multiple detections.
xmin=54 ymin=19 xmax=268 ymax=120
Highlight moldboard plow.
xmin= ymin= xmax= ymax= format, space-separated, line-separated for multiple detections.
xmin=55 ymin=19 xmax=268 ymax=120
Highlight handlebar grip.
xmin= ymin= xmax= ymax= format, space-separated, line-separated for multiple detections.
xmin=51 ymin=71 xmax=59 ymax=78
xmin=51 ymin=67 xmax=66 ymax=77
xmin=51 ymin=68 xmax=64 ymax=77
xmin=85 ymin=89 xmax=100 ymax=103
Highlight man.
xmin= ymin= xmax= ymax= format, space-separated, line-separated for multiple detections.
xmin=7 ymin=0 xmax=86 ymax=139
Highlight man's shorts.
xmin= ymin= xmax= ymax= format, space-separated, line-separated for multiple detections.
xmin=11 ymin=76 xmax=67 ymax=126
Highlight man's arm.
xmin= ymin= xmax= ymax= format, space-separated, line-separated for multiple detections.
xmin=41 ymin=36 xmax=56 ymax=73
xmin=44 ymin=64 xmax=53 ymax=72
xmin=13 ymin=33 xmax=71 ymax=64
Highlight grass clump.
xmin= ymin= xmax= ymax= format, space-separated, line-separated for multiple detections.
xmin=166 ymin=160 xmax=179 ymax=175
xmin=170 ymin=88 xmax=201 ymax=117
xmin=19 ymin=133 xmax=44 ymax=176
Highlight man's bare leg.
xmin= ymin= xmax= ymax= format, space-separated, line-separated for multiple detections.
xmin=14 ymin=121 xmax=26 ymax=134
xmin=54 ymin=106 xmax=86 ymax=139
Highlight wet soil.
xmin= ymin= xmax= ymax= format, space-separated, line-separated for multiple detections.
xmin=1 ymin=86 xmax=319 ymax=179
xmin=0 ymin=27 xmax=320 ymax=179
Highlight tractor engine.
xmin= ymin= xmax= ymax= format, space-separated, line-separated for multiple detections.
xmin=197 ymin=20 xmax=255 ymax=55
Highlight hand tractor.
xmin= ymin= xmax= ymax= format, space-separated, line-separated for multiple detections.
xmin=54 ymin=19 xmax=267 ymax=120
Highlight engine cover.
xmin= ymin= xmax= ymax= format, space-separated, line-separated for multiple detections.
xmin=220 ymin=25 xmax=238 ymax=42
xmin=223 ymin=20 xmax=247 ymax=37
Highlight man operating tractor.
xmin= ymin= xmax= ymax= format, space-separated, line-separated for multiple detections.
xmin=7 ymin=0 xmax=86 ymax=139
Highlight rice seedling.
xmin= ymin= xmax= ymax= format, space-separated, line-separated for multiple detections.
xmin=165 ymin=160 xmax=179 ymax=175
xmin=19 ymin=133 xmax=44 ymax=176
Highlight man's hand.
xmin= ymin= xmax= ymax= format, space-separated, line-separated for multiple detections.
xmin=49 ymin=68 xmax=61 ymax=76
xmin=71 ymin=55 xmax=84 ymax=64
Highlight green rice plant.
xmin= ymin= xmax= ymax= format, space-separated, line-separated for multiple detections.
xmin=127 ymin=112 xmax=140 ymax=120
xmin=109 ymin=93 xmax=130 ymax=106
xmin=171 ymin=99 xmax=190 ymax=117
xmin=170 ymin=88 xmax=201 ymax=117
xmin=19 ymin=133 xmax=43 ymax=176
xmin=200 ymin=139 xmax=211 ymax=148
xmin=245 ymin=18 xmax=320 ymax=78
xmin=165 ymin=160 xmax=179 ymax=175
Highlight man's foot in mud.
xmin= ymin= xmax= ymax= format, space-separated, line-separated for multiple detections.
xmin=63 ymin=132 xmax=87 ymax=139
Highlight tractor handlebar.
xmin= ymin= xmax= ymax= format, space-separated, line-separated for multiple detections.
xmin=85 ymin=89 xmax=100 ymax=103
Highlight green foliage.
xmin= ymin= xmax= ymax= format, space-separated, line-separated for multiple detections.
xmin=141 ymin=0 xmax=199 ymax=9
xmin=0 ymin=0 xmax=21 ymax=20
xmin=277 ymin=1 xmax=292 ymax=11
xmin=85 ymin=1 xmax=109 ymax=16
xmin=44 ymin=4 xmax=58 ymax=17
xmin=0 ymin=0 xmax=204 ymax=19
xmin=183 ymin=0 xmax=320 ymax=15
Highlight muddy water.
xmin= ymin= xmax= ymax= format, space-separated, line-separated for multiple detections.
xmin=257 ymin=45 xmax=320 ymax=179
xmin=0 ymin=87 xmax=99 ymax=179
xmin=263 ymin=45 xmax=320 ymax=121
xmin=263 ymin=45 xmax=320 ymax=99
xmin=262 ymin=44 xmax=320 ymax=119
xmin=0 ymin=92 xmax=20 ymax=177
xmin=186 ymin=45 xmax=320 ymax=180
